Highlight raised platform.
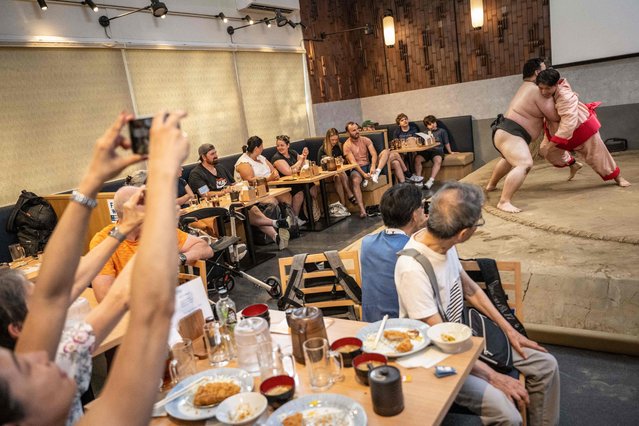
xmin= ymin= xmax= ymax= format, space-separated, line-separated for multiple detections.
xmin=460 ymin=151 xmax=639 ymax=346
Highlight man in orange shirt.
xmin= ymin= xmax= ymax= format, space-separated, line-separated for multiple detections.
xmin=90 ymin=185 xmax=213 ymax=301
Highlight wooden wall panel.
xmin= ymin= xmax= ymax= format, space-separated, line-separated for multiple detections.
xmin=301 ymin=0 xmax=550 ymax=103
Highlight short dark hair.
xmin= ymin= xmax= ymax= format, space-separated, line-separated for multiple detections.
xmin=522 ymin=58 xmax=545 ymax=79
xmin=426 ymin=182 xmax=484 ymax=239
xmin=276 ymin=135 xmax=290 ymax=145
xmin=0 ymin=374 xmax=25 ymax=424
xmin=536 ymin=68 xmax=560 ymax=86
xmin=0 ymin=269 xmax=29 ymax=350
xmin=423 ymin=115 xmax=437 ymax=126
xmin=380 ymin=183 xmax=423 ymax=228
xmin=242 ymin=136 xmax=263 ymax=153
xmin=345 ymin=121 xmax=358 ymax=132
xmin=395 ymin=113 xmax=408 ymax=125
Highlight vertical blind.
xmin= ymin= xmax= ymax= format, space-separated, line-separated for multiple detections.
xmin=0 ymin=48 xmax=309 ymax=206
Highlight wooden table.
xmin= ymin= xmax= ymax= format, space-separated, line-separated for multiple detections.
xmin=392 ymin=142 xmax=441 ymax=154
xmin=180 ymin=187 xmax=292 ymax=268
xmin=268 ymin=164 xmax=357 ymax=231
xmin=151 ymin=310 xmax=482 ymax=426
xmin=10 ymin=256 xmax=42 ymax=281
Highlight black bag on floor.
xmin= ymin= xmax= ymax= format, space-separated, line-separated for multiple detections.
xmin=6 ymin=190 xmax=58 ymax=256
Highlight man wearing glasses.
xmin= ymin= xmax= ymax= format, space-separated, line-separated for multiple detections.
xmin=395 ymin=182 xmax=560 ymax=425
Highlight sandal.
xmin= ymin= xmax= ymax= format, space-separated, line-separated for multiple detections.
xmin=348 ymin=195 xmax=357 ymax=205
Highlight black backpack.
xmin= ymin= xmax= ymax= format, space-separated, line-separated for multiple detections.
xmin=6 ymin=190 xmax=58 ymax=256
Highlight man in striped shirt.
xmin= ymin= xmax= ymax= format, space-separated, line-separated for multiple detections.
xmin=395 ymin=182 xmax=559 ymax=425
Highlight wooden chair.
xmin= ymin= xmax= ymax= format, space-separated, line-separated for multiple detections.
xmin=278 ymin=251 xmax=362 ymax=320
xmin=178 ymin=259 xmax=208 ymax=293
xmin=461 ymin=259 xmax=526 ymax=425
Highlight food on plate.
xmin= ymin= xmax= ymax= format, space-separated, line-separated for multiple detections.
xmin=355 ymin=360 xmax=386 ymax=371
xmin=282 ymin=412 xmax=303 ymax=426
xmin=193 ymin=381 xmax=241 ymax=407
xmin=405 ymin=329 xmax=420 ymax=339
xmin=229 ymin=402 xmax=253 ymax=422
xmin=441 ymin=333 xmax=457 ymax=342
xmin=265 ymin=384 xmax=293 ymax=396
xmin=395 ymin=338 xmax=413 ymax=353
xmin=383 ymin=330 xmax=409 ymax=341
xmin=335 ymin=344 xmax=361 ymax=353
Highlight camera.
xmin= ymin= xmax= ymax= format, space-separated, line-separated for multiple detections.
xmin=129 ymin=115 xmax=153 ymax=155
xmin=129 ymin=113 xmax=181 ymax=155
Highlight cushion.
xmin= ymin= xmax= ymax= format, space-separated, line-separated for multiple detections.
xmin=442 ymin=152 xmax=474 ymax=166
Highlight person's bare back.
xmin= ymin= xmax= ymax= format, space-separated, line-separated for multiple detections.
xmin=505 ymin=81 xmax=557 ymax=140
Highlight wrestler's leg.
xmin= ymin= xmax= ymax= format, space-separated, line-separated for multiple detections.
xmin=486 ymin=158 xmax=512 ymax=191
xmin=493 ymin=129 xmax=533 ymax=213
xmin=540 ymin=137 xmax=582 ymax=180
xmin=575 ymin=134 xmax=630 ymax=187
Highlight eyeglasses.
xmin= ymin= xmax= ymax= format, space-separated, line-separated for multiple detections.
xmin=473 ymin=216 xmax=485 ymax=227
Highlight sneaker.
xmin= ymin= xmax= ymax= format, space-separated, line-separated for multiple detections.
xmin=275 ymin=219 xmax=289 ymax=229
xmin=409 ymin=174 xmax=424 ymax=183
xmin=362 ymin=179 xmax=369 ymax=188
xmin=276 ymin=228 xmax=290 ymax=250
xmin=425 ymin=177 xmax=435 ymax=189
xmin=296 ymin=217 xmax=307 ymax=227
xmin=371 ymin=169 xmax=381 ymax=183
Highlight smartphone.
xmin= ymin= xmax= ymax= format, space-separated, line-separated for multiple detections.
xmin=129 ymin=113 xmax=181 ymax=155
xmin=129 ymin=115 xmax=153 ymax=155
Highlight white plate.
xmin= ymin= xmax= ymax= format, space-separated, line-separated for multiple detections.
xmin=265 ymin=393 xmax=367 ymax=426
xmin=356 ymin=318 xmax=431 ymax=358
xmin=164 ymin=368 xmax=253 ymax=421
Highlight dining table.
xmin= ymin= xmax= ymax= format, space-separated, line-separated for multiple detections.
xmin=150 ymin=309 xmax=483 ymax=426
xmin=391 ymin=141 xmax=441 ymax=154
xmin=180 ymin=187 xmax=292 ymax=268
xmin=267 ymin=163 xmax=357 ymax=231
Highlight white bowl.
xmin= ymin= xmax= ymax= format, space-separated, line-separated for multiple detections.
xmin=427 ymin=322 xmax=473 ymax=354
xmin=216 ymin=392 xmax=267 ymax=425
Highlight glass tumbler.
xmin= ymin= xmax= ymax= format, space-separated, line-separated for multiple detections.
xmin=302 ymin=337 xmax=344 ymax=391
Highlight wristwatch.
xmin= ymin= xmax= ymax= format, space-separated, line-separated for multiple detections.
xmin=70 ymin=190 xmax=97 ymax=209
xmin=108 ymin=226 xmax=127 ymax=243
xmin=178 ymin=253 xmax=187 ymax=266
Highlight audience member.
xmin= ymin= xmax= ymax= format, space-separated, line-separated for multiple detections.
xmin=271 ymin=134 xmax=316 ymax=224
xmin=395 ymin=182 xmax=560 ymax=425
xmin=343 ymin=121 xmax=392 ymax=218
xmin=392 ymin=113 xmax=424 ymax=184
xmin=0 ymin=110 xmax=185 ymax=426
xmin=360 ymin=184 xmax=426 ymax=322
xmin=360 ymin=120 xmax=378 ymax=131
xmin=176 ymin=166 xmax=195 ymax=207
xmin=191 ymin=143 xmax=290 ymax=249
xmin=421 ymin=115 xmax=456 ymax=189
xmin=317 ymin=128 xmax=352 ymax=216
xmin=90 ymin=185 xmax=213 ymax=302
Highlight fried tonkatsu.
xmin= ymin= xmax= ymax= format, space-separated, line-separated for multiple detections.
xmin=383 ymin=330 xmax=409 ymax=341
xmin=396 ymin=338 xmax=413 ymax=353
xmin=193 ymin=381 xmax=240 ymax=407
xmin=405 ymin=329 xmax=420 ymax=339
xmin=282 ymin=412 xmax=303 ymax=426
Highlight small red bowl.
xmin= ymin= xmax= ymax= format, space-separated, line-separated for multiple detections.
xmin=353 ymin=352 xmax=388 ymax=386
xmin=330 ymin=337 xmax=363 ymax=367
xmin=259 ymin=375 xmax=295 ymax=408
xmin=241 ymin=303 xmax=269 ymax=317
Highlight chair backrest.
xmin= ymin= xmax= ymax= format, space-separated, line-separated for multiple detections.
xmin=278 ymin=251 xmax=362 ymax=319
xmin=460 ymin=260 xmax=524 ymax=321
xmin=178 ymin=259 xmax=208 ymax=293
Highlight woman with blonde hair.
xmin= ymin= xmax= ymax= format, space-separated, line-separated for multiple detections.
xmin=317 ymin=128 xmax=353 ymax=216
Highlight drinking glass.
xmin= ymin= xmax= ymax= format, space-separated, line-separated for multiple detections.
xmin=169 ymin=339 xmax=197 ymax=385
xmin=203 ymin=321 xmax=232 ymax=367
xmin=257 ymin=343 xmax=296 ymax=381
xmin=189 ymin=197 xmax=198 ymax=208
xmin=9 ymin=244 xmax=26 ymax=262
xmin=302 ymin=337 xmax=343 ymax=391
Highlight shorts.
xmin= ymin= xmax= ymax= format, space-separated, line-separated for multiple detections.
xmin=420 ymin=146 xmax=445 ymax=162
xmin=351 ymin=164 xmax=371 ymax=178
xmin=491 ymin=114 xmax=532 ymax=155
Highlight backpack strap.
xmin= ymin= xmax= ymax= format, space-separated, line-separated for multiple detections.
xmin=397 ymin=248 xmax=449 ymax=322
xmin=323 ymin=250 xmax=362 ymax=304
xmin=277 ymin=253 xmax=308 ymax=310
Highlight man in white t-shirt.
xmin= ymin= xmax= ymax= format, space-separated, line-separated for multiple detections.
xmin=395 ymin=182 xmax=560 ymax=425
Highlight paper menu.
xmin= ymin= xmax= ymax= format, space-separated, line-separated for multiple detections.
xmin=168 ymin=277 xmax=214 ymax=346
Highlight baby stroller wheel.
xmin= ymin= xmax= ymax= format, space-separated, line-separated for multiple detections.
xmin=214 ymin=275 xmax=235 ymax=293
xmin=265 ymin=276 xmax=282 ymax=298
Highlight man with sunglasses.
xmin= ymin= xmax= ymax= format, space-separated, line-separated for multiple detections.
xmin=395 ymin=182 xmax=559 ymax=425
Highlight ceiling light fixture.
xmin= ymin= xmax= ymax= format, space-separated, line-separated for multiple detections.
xmin=262 ymin=18 xmax=272 ymax=28
xmin=244 ymin=15 xmax=254 ymax=25
xmin=150 ymin=0 xmax=168 ymax=18
xmin=99 ymin=1 xmax=168 ymax=28
xmin=217 ymin=12 xmax=228 ymax=23
xmin=36 ymin=0 xmax=48 ymax=10
xmin=275 ymin=9 xmax=288 ymax=27
xmin=383 ymin=10 xmax=396 ymax=47
xmin=83 ymin=0 xmax=98 ymax=12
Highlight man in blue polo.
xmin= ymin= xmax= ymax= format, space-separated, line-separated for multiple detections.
xmin=360 ymin=184 xmax=427 ymax=322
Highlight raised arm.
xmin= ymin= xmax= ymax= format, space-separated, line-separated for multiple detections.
xmin=15 ymin=113 xmax=144 ymax=359
xmin=80 ymin=110 xmax=189 ymax=426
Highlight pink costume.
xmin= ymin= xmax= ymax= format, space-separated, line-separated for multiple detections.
xmin=540 ymin=78 xmax=620 ymax=181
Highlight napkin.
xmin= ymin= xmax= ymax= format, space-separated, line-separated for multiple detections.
xmin=396 ymin=346 xmax=450 ymax=369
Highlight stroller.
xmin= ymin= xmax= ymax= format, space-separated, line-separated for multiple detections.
xmin=179 ymin=203 xmax=281 ymax=299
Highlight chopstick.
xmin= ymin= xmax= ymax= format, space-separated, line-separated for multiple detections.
xmin=154 ymin=376 xmax=208 ymax=409
xmin=372 ymin=314 xmax=389 ymax=349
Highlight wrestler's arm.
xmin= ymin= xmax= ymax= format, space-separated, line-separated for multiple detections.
xmin=552 ymin=86 xmax=579 ymax=143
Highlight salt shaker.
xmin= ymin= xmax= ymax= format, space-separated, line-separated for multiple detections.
xmin=369 ymin=365 xmax=404 ymax=416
